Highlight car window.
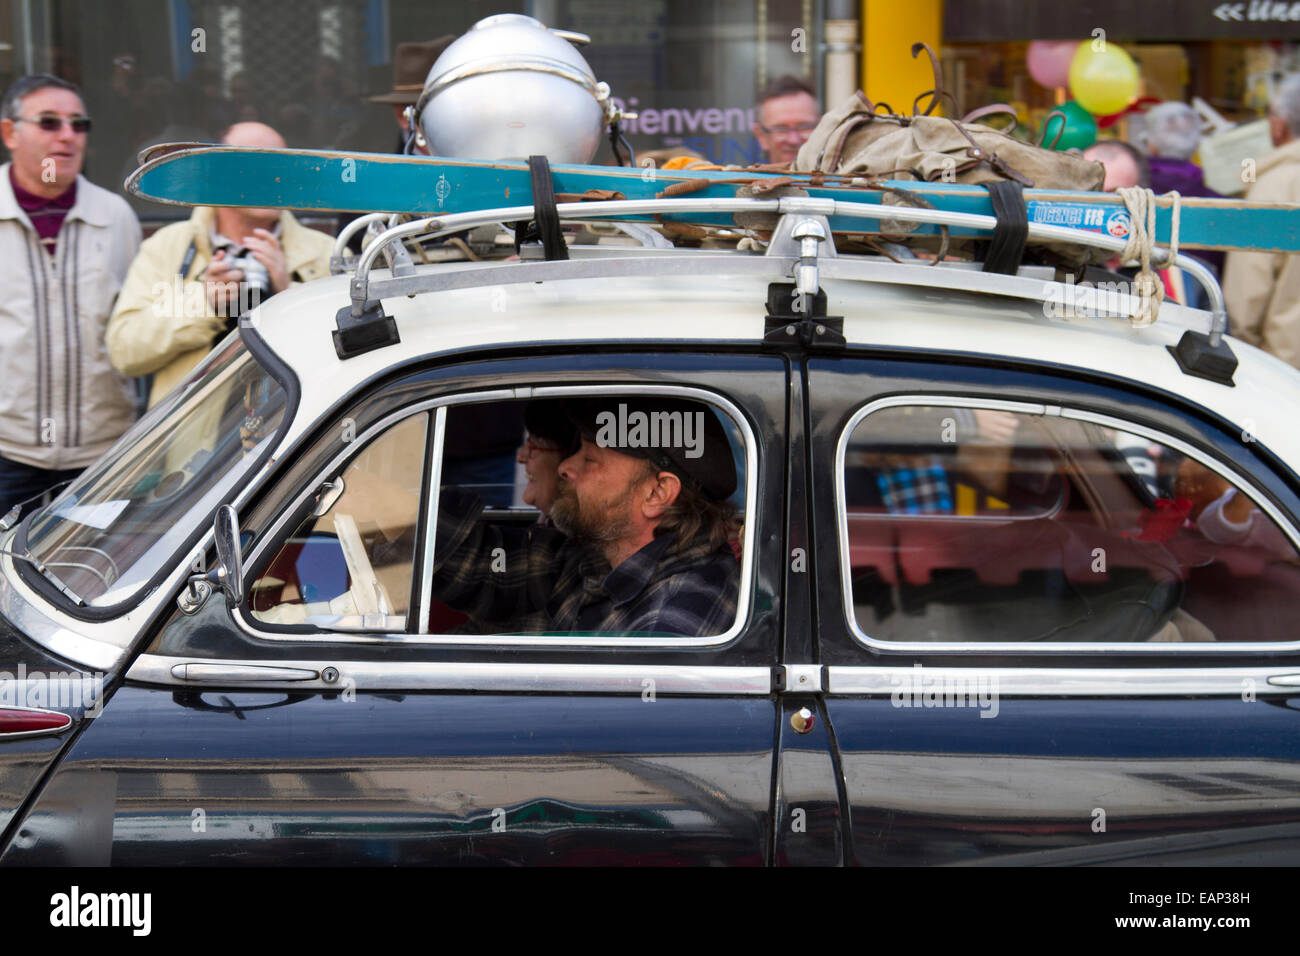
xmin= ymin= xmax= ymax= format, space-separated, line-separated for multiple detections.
xmin=427 ymin=395 xmax=747 ymax=639
xmin=841 ymin=403 xmax=1300 ymax=644
xmin=249 ymin=413 xmax=428 ymax=631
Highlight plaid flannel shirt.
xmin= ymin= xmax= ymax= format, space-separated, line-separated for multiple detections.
xmin=430 ymin=489 xmax=740 ymax=636
xmin=876 ymin=456 xmax=954 ymax=513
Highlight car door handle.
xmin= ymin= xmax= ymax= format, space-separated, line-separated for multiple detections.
xmin=1267 ymin=674 xmax=1300 ymax=687
xmin=169 ymin=663 xmax=320 ymax=682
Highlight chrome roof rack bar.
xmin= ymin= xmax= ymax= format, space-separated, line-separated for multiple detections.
xmin=330 ymin=213 xmax=389 ymax=275
xmin=349 ymin=197 xmax=1226 ymax=343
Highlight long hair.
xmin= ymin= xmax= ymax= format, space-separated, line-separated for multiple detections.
xmin=647 ymin=461 xmax=736 ymax=554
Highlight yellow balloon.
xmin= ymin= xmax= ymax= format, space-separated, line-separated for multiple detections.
xmin=1068 ymin=43 xmax=1140 ymax=116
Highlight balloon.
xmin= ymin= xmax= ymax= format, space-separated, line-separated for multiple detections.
xmin=1068 ymin=43 xmax=1140 ymax=116
xmin=1026 ymin=40 xmax=1080 ymax=89
xmin=1041 ymin=100 xmax=1097 ymax=151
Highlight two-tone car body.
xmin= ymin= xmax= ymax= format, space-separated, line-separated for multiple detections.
xmin=3 ymin=203 xmax=1300 ymax=865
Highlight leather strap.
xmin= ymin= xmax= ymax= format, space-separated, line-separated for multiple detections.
xmin=981 ymin=180 xmax=1029 ymax=275
xmin=514 ymin=155 xmax=568 ymax=261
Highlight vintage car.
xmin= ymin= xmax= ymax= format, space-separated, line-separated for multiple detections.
xmin=1 ymin=181 xmax=1299 ymax=866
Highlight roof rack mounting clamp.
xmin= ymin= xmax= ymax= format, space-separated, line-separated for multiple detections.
xmin=763 ymin=281 xmax=844 ymax=350
xmin=1168 ymin=329 xmax=1237 ymax=386
xmin=333 ymin=299 xmax=400 ymax=360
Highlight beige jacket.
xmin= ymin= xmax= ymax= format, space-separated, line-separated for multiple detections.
xmin=107 ymin=206 xmax=333 ymax=407
xmin=0 ymin=165 xmax=142 ymax=469
xmin=1223 ymin=138 xmax=1300 ymax=368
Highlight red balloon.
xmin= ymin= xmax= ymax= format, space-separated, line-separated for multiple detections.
xmin=1027 ymin=40 xmax=1079 ymax=89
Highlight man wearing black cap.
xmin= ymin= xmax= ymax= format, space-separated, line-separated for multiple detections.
xmin=429 ymin=397 xmax=740 ymax=637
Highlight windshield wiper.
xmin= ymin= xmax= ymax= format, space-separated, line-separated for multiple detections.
xmin=0 ymin=540 xmax=86 ymax=605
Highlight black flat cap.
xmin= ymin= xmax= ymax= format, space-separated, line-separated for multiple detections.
xmin=566 ymin=397 xmax=737 ymax=502
xmin=523 ymin=398 xmax=580 ymax=455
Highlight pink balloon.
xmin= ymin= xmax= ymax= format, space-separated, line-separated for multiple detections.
xmin=1027 ymin=40 xmax=1080 ymax=89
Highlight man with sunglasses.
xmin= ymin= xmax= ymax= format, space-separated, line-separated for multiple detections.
xmin=0 ymin=73 xmax=141 ymax=514
xmin=752 ymin=75 xmax=820 ymax=167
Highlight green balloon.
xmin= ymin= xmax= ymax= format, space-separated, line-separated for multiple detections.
xmin=1042 ymin=100 xmax=1097 ymax=151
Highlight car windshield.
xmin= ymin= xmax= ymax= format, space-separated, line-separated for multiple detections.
xmin=22 ymin=337 xmax=288 ymax=608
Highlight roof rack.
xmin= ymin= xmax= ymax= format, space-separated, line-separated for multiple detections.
xmin=342 ymin=196 xmax=1227 ymax=344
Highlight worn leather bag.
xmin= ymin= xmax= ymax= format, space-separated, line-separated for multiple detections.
xmin=795 ymin=90 xmax=1105 ymax=192
xmin=793 ymin=46 xmax=1107 ymax=268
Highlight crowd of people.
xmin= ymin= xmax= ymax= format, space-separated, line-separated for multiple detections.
xmin=1 ymin=40 xmax=1299 ymax=637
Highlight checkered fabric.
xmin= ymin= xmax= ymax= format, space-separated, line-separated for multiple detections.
xmin=876 ymin=458 xmax=955 ymax=513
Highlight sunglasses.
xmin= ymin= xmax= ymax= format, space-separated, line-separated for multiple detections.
xmin=15 ymin=114 xmax=92 ymax=133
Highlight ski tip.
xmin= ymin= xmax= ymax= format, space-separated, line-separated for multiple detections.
xmin=135 ymin=141 xmax=219 ymax=167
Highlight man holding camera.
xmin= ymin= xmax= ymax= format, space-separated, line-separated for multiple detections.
xmin=107 ymin=122 xmax=333 ymax=408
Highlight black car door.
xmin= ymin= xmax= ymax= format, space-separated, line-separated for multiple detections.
xmin=4 ymin=352 xmax=789 ymax=865
xmin=806 ymin=354 xmax=1300 ymax=865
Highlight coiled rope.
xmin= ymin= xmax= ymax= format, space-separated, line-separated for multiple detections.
xmin=1115 ymin=186 xmax=1182 ymax=327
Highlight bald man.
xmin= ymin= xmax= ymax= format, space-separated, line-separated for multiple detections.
xmin=107 ymin=122 xmax=334 ymax=407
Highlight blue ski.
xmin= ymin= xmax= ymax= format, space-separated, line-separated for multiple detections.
xmin=126 ymin=144 xmax=1300 ymax=253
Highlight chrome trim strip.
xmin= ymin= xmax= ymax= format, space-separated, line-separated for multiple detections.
xmin=236 ymin=384 xmax=757 ymax=649
xmin=415 ymin=405 xmax=446 ymax=634
xmin=129 ymin=654 xmax=773 ymax=694
xmin=783 ymin=664 xmax=823 ymax=693
xmin=827 ymin=665 xmax=1300 ymax=697
xmin=834 ymin=395 xmax=1300 ymax=655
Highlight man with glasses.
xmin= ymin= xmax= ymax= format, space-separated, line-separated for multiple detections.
xmin=0 ymin=73 xmax=141 ymax=513
xmin=752 ymin=75 xmax=821 ymax=167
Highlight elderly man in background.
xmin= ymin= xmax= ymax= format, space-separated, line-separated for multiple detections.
xmin=1145 ymin=101 xmax=1224 ymax=282
xmin=752 ymin=75 xmax=820 ymax=167
xmin=0 ymin=73 xmax=140 ymax=514
xmin=1082 ymin=139 xmax=1150 ymax=192
xmin=107 ymin=121 xmax=334 ymax=407
xmin=1223 ymin=74 xmax=1300 ymax=369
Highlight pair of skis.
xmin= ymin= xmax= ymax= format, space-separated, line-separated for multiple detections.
xmin=127 ymin=143 xmax=1300 ymax=252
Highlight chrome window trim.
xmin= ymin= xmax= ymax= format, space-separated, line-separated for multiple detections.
xmin=827 ymin=665 xmax=1300 ymax=697
xmin=127 ymin=653 xmax=773 ymax=694
xmin=234 ymin=383 xmax=757 ymax=649
xmin=415 ymin=405 xmax=447 ymax=632
xmin=835 ymin=395 xmax=1300 ymax=655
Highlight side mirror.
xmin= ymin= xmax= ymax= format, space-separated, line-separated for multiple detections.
xmin=176 ymin=504 xmax=245 ymax=615
xmin=212 ymin=504 xmax=244 ymax=607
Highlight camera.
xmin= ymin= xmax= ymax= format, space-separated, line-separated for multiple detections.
xmin=225 ymin=252 xmax=271 ymax=304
